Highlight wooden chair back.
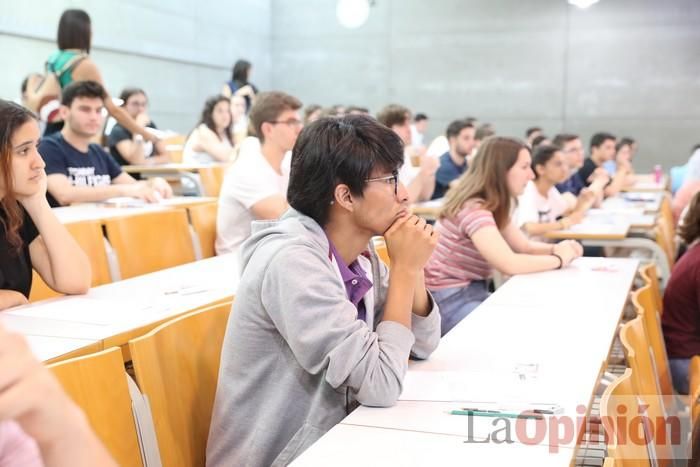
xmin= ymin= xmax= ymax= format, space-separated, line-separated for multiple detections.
xmin=600 ymin=368 xmax=651 ymax=467
xmin=639 ymin=263 xmax=662 ymax=315
xmin=128 ymin=301 xmax=233 ymax=467
xmin=689 ymin=356 xmax=700 ymax=427
xmin=163 ymin=134 xmax=186 ymax=163
xmin=187 ymin=202 xmax=218 ymax=259
xmin=372 ymin=237 xmax=390 ymax=267
xmin=104 ymin=209 xmax=195 ymax=279
xmin=198 ymin=166 xmax=227 ymax=197
xmin=630 ymin=286 xmax=674 ymax=402
xmin=48 ymin=347 xmax=143 ymax=467
xmin=619 ymin=318 xmax=673 ymax=466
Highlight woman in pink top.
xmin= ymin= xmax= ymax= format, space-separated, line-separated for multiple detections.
xmin=425 ymin=136 xmax=583 ymax=335
xmin=0 ymin=325 xmax=116 ymax=467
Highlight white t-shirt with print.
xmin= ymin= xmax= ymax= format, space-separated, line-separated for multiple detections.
xmin=517 ymin=181 xmax=569 ymax=228
xmin=215 ymin=148 xmax=289 ymax=256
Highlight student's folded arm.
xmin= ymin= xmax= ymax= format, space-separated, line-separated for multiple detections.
xmin=261 ymin=246 xmax=414 ymax=408
xmin=47 ymin=174 xmax=128 ymax=206
xmin=114 ymin=140 xmax=146 ymax=165
xmin=196 ymin=127 xmax=234 ymax=162
xmin=0 ymin=289 xmax=28 ymax=310
xmin=471 ymin=225 xmax=558 ymax=276
xmin=373 ymin=258 xmax=440 ymax=360
xmin=522 ymin=221 xmax=562 ymax=236
xmin=502 ymin=221 xmax=553 ymax=255
xmin=603 ymin=171 xmax=626 ymax=197
xmin=28 ymin=228 xmax=90 ymax=295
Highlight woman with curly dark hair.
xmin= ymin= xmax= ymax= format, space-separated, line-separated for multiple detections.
xmin=0 ymin=100 xmax=90 ymax=310
xmin=662 ymin=191 xmax=700 ymax=394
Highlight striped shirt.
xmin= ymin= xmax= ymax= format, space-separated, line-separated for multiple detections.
xmin=425 ymin=199 xmax=496 ymax=289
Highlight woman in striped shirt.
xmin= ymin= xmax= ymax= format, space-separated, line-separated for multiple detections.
xmin=424 ymin=136 xmax=583 ymax=335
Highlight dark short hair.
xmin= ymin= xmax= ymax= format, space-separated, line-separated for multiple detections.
xmin=475 ymin=123 xmax=495 ymax=141
xmin=249 ymin=91 xmax=303 ymax=143
xmin=526 ymin=127 xmax=542 ymax=138
xmin=414 ymin=113 xmax=428 ymax=122
xmin=617 ymin=137 xmax=635 ymax=152
xmin=552 ymin=133 xmax=579 ymax=148
xmin=590 ymin=132 xmax=616 ymax=150
xmin=288 ymin=115 xmax=404 ymax=226
xmin=376 ymin=104 xmax=410 ymax=128
xmin=303 ymin=104 xmax=322 ymax=123
xmin=531 ymin=134 xmax=548 ymax=148
xmin=531 ymin=144 xmax=561 ymax=179
xmin=231 ymin=59 xmax=251 ymax=84
xmin=61 ymin=80 xmax=106 ymax=107
xmin=119 ymin=87 xmax=146 ymax=106
xmin=445 ymin=119 xmax=474 ymax=140
xmin=346 ymin=105 xmax=370 ymax=114
xmin=57 ymin=9 xmax=91 ymax=53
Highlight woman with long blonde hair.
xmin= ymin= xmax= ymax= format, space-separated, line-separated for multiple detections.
xmin=424 ymin=136 xmax=582 ymax=335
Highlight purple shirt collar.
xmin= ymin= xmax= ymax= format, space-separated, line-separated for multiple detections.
xmin=326 ymin=235 xmax=373 ymax=321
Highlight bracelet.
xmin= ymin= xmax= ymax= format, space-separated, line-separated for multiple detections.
xmin=552 ymin=253 xmax=563 ymax=269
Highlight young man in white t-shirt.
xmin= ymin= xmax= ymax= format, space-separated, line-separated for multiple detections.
xmin=215 ymin=91 xmax=303 ymax=256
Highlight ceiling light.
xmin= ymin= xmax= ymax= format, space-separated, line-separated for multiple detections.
xmin=568 ymin=0 xmax=600 ymax=8
xmin=337 ymin=0 xmax=371 ymax=29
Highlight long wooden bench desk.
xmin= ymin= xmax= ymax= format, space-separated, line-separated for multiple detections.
xmin=292 ymin=257 xmax=639 ymax=466
xmin=2 ymin=253 xmax=239 ymax=362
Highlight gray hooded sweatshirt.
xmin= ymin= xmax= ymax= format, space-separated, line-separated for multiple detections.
xmin=206 ymin=208 xmax=441 ymax=467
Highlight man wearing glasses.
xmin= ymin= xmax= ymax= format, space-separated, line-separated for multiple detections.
xmin=207 ymin=115 xmax=441 ymax=467
xmin=216 ymin=91 xmax=303 ymax=255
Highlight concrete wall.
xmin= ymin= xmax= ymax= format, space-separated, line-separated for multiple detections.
xmin=0 ymin=0 xmax=271 ymax=133
xmin=2 ymin=1 xmax=698 ymax=170
xmin=270 ymin=0 xmax=700 ymax=171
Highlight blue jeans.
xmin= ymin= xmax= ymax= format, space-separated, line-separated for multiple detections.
xmin=669 ymin=358 xmax=691 ymax=395
xmin=430 ymin=281 xmax=490 ymax=336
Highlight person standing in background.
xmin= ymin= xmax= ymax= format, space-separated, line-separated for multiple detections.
xmin=24 ymin=9 xmax=159 ymax=147
xmin=221 ymin=59 xmax=258 ymax=113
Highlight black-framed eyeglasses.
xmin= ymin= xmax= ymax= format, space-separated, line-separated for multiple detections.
xmin=268 ymin=119 xmax=303 ymax=128
xmin=365 ymin=170 xmax=399 ymax=196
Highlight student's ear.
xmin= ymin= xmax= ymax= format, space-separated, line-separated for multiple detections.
xmin=535 ymin=164 xmax=545 ymax=178
xmin=260 ymin=121 xmax=273 ymax=140
xmin=58 ymin=105 xmax=70 ymax=121
xmin=333 ymin=183 xmax=355 ymax=212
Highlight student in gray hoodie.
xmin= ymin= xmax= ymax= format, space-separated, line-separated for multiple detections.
xmin=206 ymin=115 xmax=442 ymax=467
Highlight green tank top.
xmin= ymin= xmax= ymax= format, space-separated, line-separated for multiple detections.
xmin=46 ymin=50 xmax=87 ymax=88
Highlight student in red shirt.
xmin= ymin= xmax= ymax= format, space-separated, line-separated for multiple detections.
xmin=662 ymin=191 xmax=700 ymax=394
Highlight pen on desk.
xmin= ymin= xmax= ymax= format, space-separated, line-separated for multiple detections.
xmin=450 ymin=409 xmax=543 ymax=420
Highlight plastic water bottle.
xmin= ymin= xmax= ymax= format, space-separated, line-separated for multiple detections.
xmin=653 ymin=164 xmax=663 ymax=184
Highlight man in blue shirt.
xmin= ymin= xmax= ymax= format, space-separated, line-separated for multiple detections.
xmin=39 ymin=81 xmax=172 ymax=207
xmin=554 ymin=133 xmax=590 ymax=196
xmin=432 ymin=119 xmax=475 ymax=199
